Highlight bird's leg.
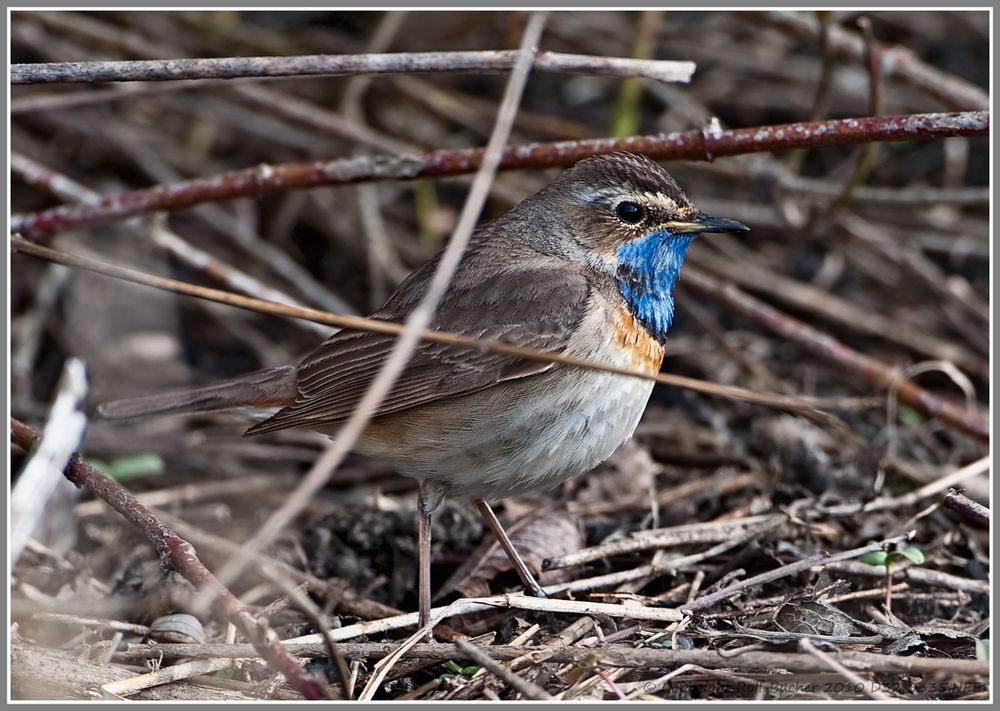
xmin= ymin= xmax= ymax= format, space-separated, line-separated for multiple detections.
xmin=473 ymin=499 xmax=547 ymax=598
xmin=417 ymin=505 xmax=432 ymax=634
xmin=416 ymin=480 xmax=443 ymax=640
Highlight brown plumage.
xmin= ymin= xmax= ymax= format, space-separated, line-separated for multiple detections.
xmin=247 ymin=250 xmax=591 ymax=435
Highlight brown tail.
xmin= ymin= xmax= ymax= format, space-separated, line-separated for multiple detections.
xmin=97 ymin=366 xmax=297 ymax=420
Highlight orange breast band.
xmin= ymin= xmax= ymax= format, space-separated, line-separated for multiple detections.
xmin=611 ymin=305 xmax=665 ymax=374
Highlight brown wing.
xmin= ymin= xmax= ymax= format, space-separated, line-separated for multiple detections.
xmin=244 ymin=248 xmax=591 ymax=436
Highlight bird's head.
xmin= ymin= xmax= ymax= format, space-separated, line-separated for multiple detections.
xmin=552 ymin=151 xmax=747 ymax=265
xmin=542 ymin=152 xmax=749 ymax=341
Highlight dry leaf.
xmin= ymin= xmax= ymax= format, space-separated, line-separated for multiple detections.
xmin=437 ymin=511 xmax=585 ymax=599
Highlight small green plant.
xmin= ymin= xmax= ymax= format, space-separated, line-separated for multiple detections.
xmin=860 ymin=543 xmax=925 ymax=613
xmin=442 ymin=659 xmax=480 ymax=678
xmin=87 ymin=453 xmax=165 ymax=481
xmin=896 ymin=405 xmax=925 ymax=426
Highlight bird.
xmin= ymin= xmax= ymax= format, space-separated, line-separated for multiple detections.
xmin=99 ymin=152 xmax=749 ymax=632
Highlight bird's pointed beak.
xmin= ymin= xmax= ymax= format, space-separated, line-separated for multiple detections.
xmin=664 ymin=213 xmax=750 ymax=236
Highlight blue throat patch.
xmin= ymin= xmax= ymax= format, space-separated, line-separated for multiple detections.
xmin=614 ymin=230 xmax=695 ymax=344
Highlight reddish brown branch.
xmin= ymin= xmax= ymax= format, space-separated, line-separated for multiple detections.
xmin=10 ymin=418 xmax=329 ymax=700
xmin=681 ymin=267 xmax=989 ymax=442
xmin=11 ymin=111 xmax=988 ymax=238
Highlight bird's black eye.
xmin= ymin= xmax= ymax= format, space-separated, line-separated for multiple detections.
xmin=616 ymin=201 xmax=644 ymax=224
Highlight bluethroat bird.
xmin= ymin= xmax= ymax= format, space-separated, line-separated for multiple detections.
xmin=99 ymin=152 xmax=749 ymax=631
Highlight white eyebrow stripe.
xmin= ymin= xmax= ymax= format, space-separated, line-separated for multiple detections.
xmin=574 ymin=187 xmax=690 ymax=215
xmin=573 ymin=185 xmax=616 ymax=204
xmin=641 ymin=192 xmax=679 ymax=212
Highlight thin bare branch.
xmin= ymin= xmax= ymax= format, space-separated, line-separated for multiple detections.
xmin=115 ymin=640 xmax=990 ymax=678
xmin=828 ymin=560 xmax=989 ymax=594
xmin=779 ymin=175 xmax=989 ymax=206
xmin=454 ymin=640 xmax=554 ymax=700
xmin=942 ymin=489 xmax=990 ymax=528
xmin=820 ymin=456 xmax=989 ymax=516
xmin=100 ymin=658 xmax=235 ymax=699
xmin=10 ymin=79 xmax=225 ymax=114
xmin=11 ymin=49 xmax=695 ymax=85
xmin=279 ymin=591 xmax=683 ymax=647
xmin=11 ymin=111 xmax=988 ymax=238
xmin=544 ymin=514 xmax=786 ymax=570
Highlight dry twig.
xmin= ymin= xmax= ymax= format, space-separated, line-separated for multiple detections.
xmin=11 ymin=111 xmax=988 ymax=237
xmin=942 ymin=489 xmax=990 ymax=528
xmin=11 ymin=49 xmax=695 ymax=85
xmin=454 ymin=639 xmax=554 ymax=700
xmin=116 ymin=641 xmax=990 ymax=678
